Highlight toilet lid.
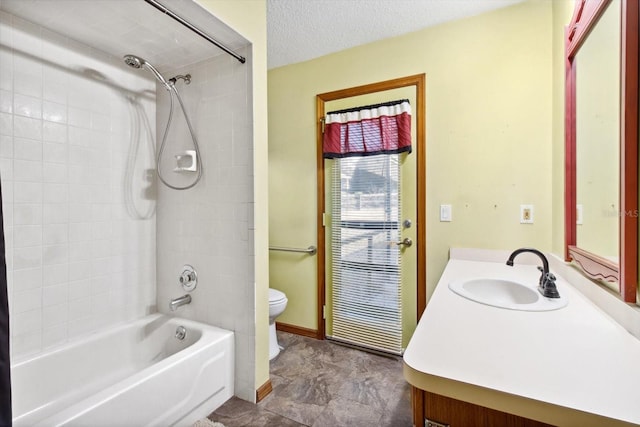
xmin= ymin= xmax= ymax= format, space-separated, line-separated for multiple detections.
xmin=269 ymin=288 xmax=287 ymax=303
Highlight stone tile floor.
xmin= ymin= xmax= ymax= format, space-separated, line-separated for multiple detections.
xmin=208 ymin=331 xmax=412 ymax=426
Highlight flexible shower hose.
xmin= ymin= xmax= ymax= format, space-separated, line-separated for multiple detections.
xmin=156 ymin=82 xmax=203 ymax=190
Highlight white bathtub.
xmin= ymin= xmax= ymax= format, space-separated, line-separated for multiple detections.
xmin=11 ymin=314 xmax=234 ymax=427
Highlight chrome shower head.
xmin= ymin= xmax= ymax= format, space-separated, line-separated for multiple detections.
xmin=123 ymin=54 xmax=170 ymax=89
xmin=123 ymin=54 xmax=144 ymax=69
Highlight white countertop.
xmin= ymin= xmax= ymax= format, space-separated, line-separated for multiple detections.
xmin=403 ymin=255 xmax=640 ymax=427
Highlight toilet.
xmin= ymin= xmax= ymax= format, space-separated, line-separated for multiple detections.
xmin=268 ymin=288 xmax=288 ymax=360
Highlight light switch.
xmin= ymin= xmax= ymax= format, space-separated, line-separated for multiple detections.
xmin=576 ymin=204 xmax=583 ymax=225
xmin=440 ymin=204 xmax=452 ymax=222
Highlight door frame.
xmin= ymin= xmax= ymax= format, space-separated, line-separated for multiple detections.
xmin=315 ymin=74 xmax=427 ymax=340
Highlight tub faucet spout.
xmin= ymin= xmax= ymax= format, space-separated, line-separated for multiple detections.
xmin=506 ymin=248 xmax=560 ymax=299
xmin=169 ymin=294 xmax=192 ymax=311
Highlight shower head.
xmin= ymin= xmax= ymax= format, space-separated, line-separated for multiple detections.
xmin=123 ymin=54 xmax=144 ymax=69
xmin=123 ymin=54 xmax=170 ymax=89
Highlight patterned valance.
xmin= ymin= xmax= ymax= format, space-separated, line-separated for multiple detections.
xmin=323 ymin=99 xmax=411 ymax=159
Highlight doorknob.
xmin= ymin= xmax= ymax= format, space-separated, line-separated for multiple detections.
xmin=394 ymin=237 xmax=413 ymax=248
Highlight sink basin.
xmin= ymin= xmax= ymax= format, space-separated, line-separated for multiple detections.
xmin=448 ymin=278 xmax=568 ymax=311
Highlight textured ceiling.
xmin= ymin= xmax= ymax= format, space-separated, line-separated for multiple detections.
xmin=1 ymin=0 xmax=526 ymax=72
xmin=267 ymin=0 xmax=525 ymax=69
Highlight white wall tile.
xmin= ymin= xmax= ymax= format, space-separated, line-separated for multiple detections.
xmin=12 ymin=288 xmax=42 ymax=313
xmin=0 ymin=89 xmax=12 ymax=114
xmin=14 ymin=204 xmax=42 ymax=225
xmin=68 ymin=296 xmax=91 ymax=320
xmin=43 ymin=183 xmax=68 ymax=204
xmin=12 ymin=309 xmax=42 ymax=336
xmin=42 ymin=244 xmax=68 ymax=265
xmin=13 ymin=246 xmax=42 ymax=270
xmin=42 ymin=302 xmax=68 ymax=327
xmin=14 ymin=72 xmax=43 ymax=99
xmin=0 ymin=112 xmax=14 ymax=136
xmin=43 ymin=121 xmax=66 ymax=143
xmin=43 ymin=162 xmax=67 ymax=183
xmin=14 ymin=116 xmax=42 ymax=140
xmin=14 ymin=159 xmax=42 ymax=182
xmin=14 ymin=137 xmax=42 ymax=161
xmin=43 ymin=264 xmax=68 ymax=286
xmin=43 ymin=101 xmax=67 ymax=124
xmin=10 ymin=331 xmax=42 ymax=358
xmin=43 ymin=223 xmax=68 ymax=245
xmin=14 ymin=181 xmax=42 ymax=203
xmin=42 ymin=142 xmax=67 ymax=164
xmin=42 ymin=324 xmax=67 ymax=348
xmin=43 ymin=283 xmax=67 ymax=307
xmin=43 ymin=204 xmax=68 ymax=224
xmin=68 ymin=107 xmax=92 ymax=129
xmin=0 ymin=134 xmax=13 ymax=158
xmin=13 ymin=224 xmax=42 ymax=248
xmin=13 ymin=267 xmax=42 ymax=292
xmin=0 ymin=158 xmax=13 ymax=181
xmin=69 ymin=261 xmax=91 ymax=281
xmin=67 ymin=279 xmax=90 ymax=299
xmin=14 ymin=94 xmax=42 ymax=119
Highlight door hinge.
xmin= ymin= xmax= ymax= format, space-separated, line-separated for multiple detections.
xmin=322 ymin=305 xmax=326 ymax=319
xmin=320 ymin=117 xmax=325 ymax=133
xmin=322 ymin=212 xmax=326 ymax=227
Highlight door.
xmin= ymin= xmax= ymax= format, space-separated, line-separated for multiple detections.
xmin=316 ymin=75 xmax=426 ymax=353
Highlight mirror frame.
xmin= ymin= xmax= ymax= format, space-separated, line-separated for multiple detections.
xmin=565 ymin=0 xmax=638 ymax=303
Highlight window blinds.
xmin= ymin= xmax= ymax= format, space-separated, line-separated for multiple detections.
xmin=330 ymin=154 xmax=403 ymax=355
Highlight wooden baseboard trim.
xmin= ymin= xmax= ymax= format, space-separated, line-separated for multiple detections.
xmin=276 ymin=322 xmax=320 ymax=339
xmin=256 ymin=379 xmax=272 ymax=402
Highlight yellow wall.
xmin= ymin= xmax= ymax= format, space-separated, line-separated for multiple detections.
xmin=197 ymin=0 xmax=270 ymax=393
xmin=269 ymin=0 xmax=555 ymax=330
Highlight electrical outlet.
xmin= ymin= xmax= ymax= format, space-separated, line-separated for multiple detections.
xmin=440 ymin=204 xmax=452 ymax=222
xmin=520 ymin=204 xmax=534 ymax=224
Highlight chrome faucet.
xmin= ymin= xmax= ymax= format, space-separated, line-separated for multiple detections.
xmin=169 ymin=294 xmax=192 ymax=311
xmin=506 ymin=248 xmax=560 ymax=298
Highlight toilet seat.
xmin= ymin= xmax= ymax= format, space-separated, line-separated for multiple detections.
xmin=269 ymin=288 xmax=287 ymax=304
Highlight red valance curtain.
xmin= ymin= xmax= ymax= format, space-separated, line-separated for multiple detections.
xmin=323 ymin=99 xmax=412 ymax=159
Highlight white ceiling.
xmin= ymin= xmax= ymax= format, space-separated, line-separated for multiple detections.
xmin=267 ymin=0 xmax=525 ymax=69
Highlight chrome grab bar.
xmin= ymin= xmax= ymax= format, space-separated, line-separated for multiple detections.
xmin=269 ymin=245 xmax=317 ymax=255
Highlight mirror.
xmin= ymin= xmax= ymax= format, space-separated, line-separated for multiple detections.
xmin=575 ymin=0 xmax=620 ymax=263
xmin=565 ymin=0 xmax=638 ymax=302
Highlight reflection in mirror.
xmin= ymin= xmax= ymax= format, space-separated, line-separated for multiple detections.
xmin=575 ymin=0 xmax=620 ymax=265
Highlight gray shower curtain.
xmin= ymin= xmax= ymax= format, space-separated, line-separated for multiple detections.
xmin=0 ymin=178 xmax=10 ymax=426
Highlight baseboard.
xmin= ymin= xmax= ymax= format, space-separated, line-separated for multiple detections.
xmin=275 ymin=322 xmax=320 ymax=339
xmin=256 ymin=379 xmax=272 ymax=402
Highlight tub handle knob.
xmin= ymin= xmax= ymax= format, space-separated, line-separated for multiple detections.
xmin=179 ymin=265 xmax=197 ymax=292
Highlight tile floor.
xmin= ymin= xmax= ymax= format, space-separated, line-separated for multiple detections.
xmin=208 ymin=331 xmax=412 ymax=426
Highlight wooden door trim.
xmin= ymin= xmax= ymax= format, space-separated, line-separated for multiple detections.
xmin=316 ymin=74 xmax=427 ymax=340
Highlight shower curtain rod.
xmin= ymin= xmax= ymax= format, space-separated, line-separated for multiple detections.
xmin=143 ymin=0 xmax=246 ymax=64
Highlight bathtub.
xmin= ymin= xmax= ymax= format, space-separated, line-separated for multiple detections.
xmin=11 ymin=314 xmax=234 ymax=427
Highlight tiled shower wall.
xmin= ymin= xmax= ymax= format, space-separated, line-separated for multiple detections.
xmin=0 ymin=11 xmax=157 ymax=359
xmin=155 ymin=48 xmax=255 ymax=401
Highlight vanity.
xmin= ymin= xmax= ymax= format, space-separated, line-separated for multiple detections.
xmin=403 ymin=249 xmax=640 ymax=427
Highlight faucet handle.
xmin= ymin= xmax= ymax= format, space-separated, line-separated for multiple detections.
xmin=179 ymin=265 xmax=197 ymax=292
